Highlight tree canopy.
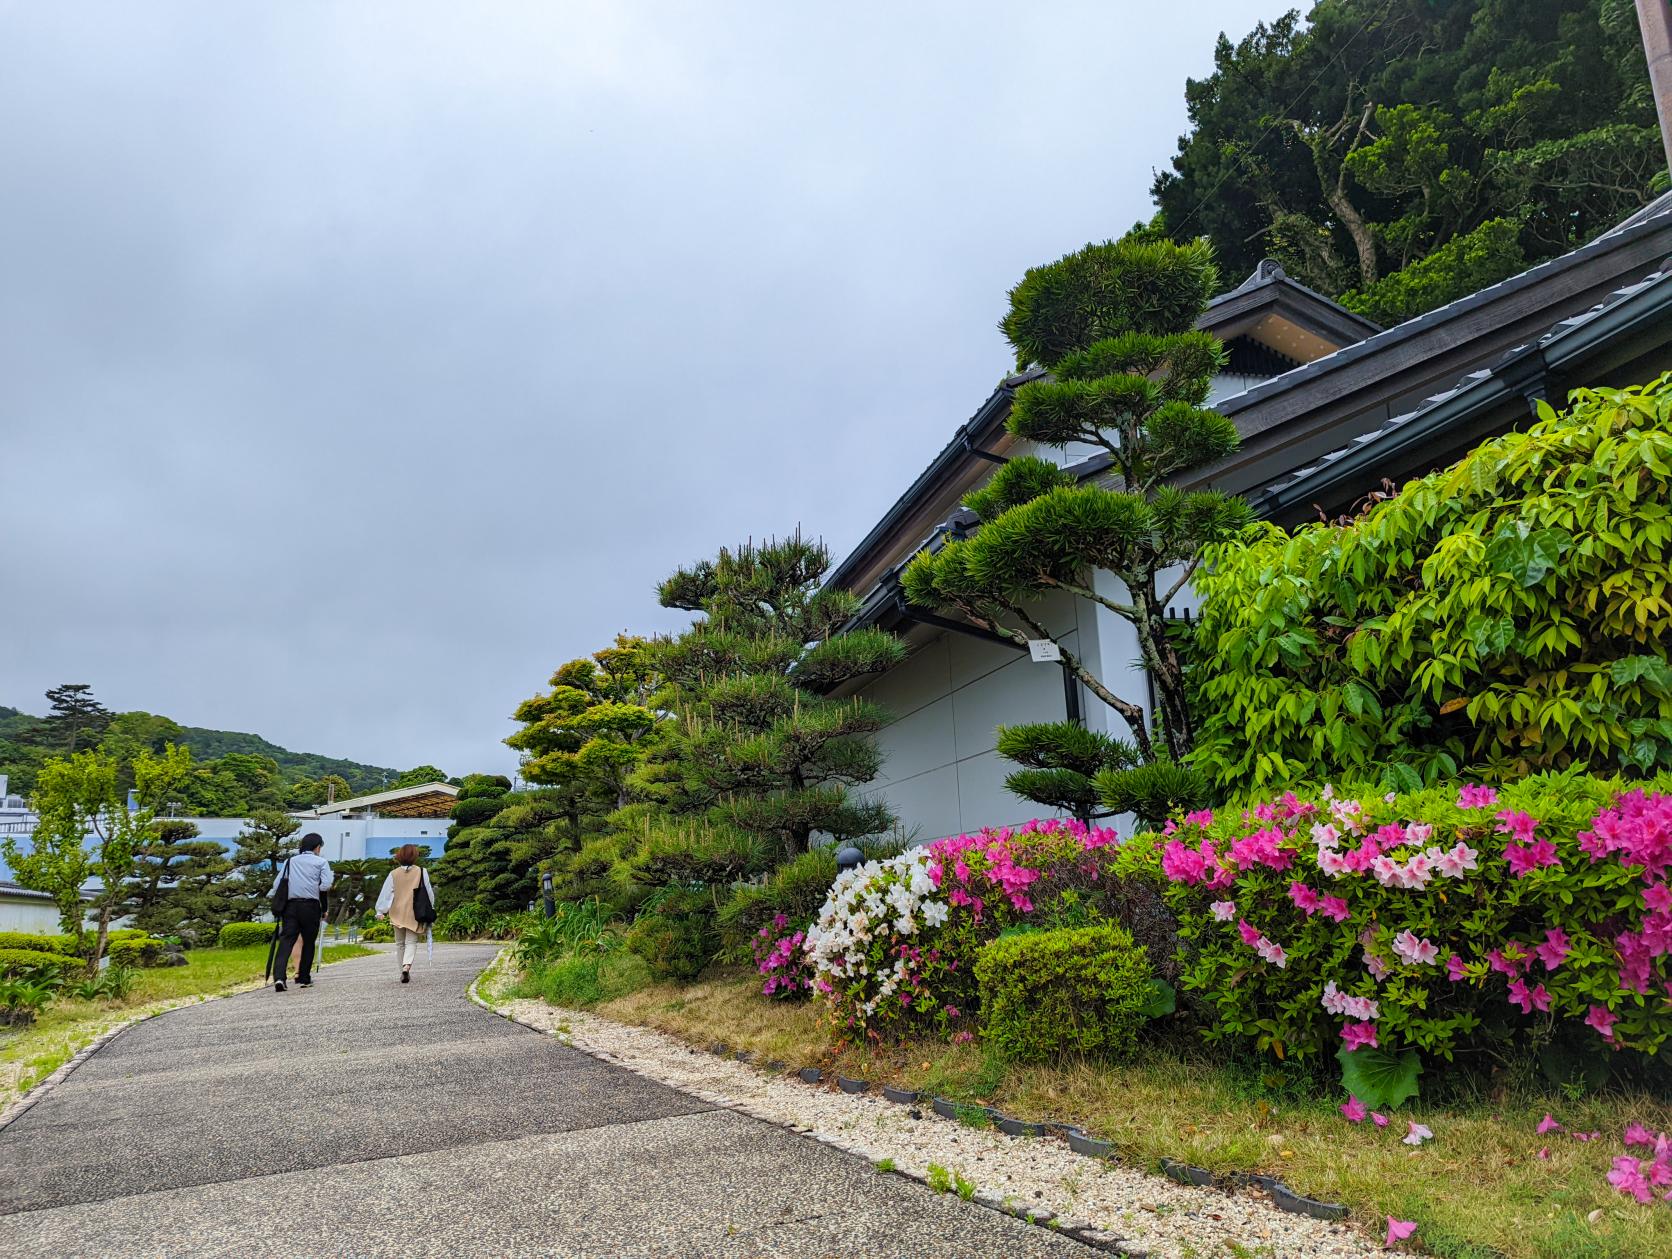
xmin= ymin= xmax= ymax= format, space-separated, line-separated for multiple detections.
xmin=1153 ymin=0 xmax=1663 ymax=323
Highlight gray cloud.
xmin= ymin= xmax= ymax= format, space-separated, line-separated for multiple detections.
xmin=1 ymin=1 xmax=1285 ymax=775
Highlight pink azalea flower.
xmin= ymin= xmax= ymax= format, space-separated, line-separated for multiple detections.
xmin=1573 ymin=1131 xmax=1601 ymax=1143
xmin=1210 ymin=900 xmax=1236 ymax=922
xmin=1446 ymin=953 xmax=1467 ymax=982
xmin=1319 ymin=895 xmax=1351 ymax=923
xmin=1436 ymin=841 xmax=1479 ymax=879
xmin=1585 ymin=1003 xmax=1611 ymax=1043
xmin=1537 ymin=1113 xmax=1563 ymax=1136
xmin=1402 ymin=1122 xmax=1433 ymax=1147
xmin=1370 ymin=1111 xmax=1389 ymax=1128
xmin=1536 ymin=1146 xmax=1551 ymax=1160
xmin=1504 ymin=837 xmax=1561 ymax=877
xmin=1457 ymin=784 xmax=1497 ymax=808
xmin=1609 ymin=1156 xmax=1654 ymax=1203
xmin=1340 ymin=1096 xmax=1368 ymax=1123
xmin=1256 ymin=938 xmax=1289 ymax=969
xmin=1495 ymin=809 xmax=1539 ymax=842
xmin=1392 ymin=930 xmax=1439 ymax=966
xmin=1288 ymin=882 xmax=1322 ymax=914
xmin=1645 ymin=882 xmax=1672 ymax=913
xmin=1317 ymin=848 xmax=1350 ymax=878
xmin=1365 ymin=953 xmax=1391 ymax=982
xmin=1238 ymin=919 xmax=1263 ymax=948
xmin=1341 ymin=1021 xmax=1379 ymax=1051
xmin=1385 ymin=1216 xmax=1418 ymax=1248
xmin=1507 ymin=978 xmax=1535 ymax=1014
xmin=1312 ymin=821 xmax=1341 ymax=848
xmin=1534 ymin=927 xmax=1570 ymax=971
xmin=1408 ymin=822 xmax=1433 ymax=842
xmin=1625 ymin=1122 xmax=1657 ymax=1148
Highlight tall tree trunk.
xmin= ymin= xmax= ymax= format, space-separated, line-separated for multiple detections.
xmin=1126 ymin=577 xmax=1194 ymax=762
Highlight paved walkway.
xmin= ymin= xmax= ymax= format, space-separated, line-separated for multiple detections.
xmin=0 ymin=945 xmax=1088 ymax=1258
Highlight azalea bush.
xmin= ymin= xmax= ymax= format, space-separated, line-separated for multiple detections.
xmin=750 ymin=913 xmax=815 ymax=1000
xmin=805 ymin=818 xmax=1129 ymax=1042
xmin=1135 ymin=772 xmax=1672 ymax=1103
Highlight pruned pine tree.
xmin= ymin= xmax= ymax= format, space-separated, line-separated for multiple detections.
xmin=905 ymin=237 xmax=1248 ymax=762
xmin=645 ymin=532 xmax=906 ymax=865
xmin=506 ymin=635 xmax=663 ymax=819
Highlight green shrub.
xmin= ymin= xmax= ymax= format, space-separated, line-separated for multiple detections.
xmin=0 ymin=931 xmax=76 ymax=956
xmin=625 ymin=889 xmax=717 ymax=982
xmin=106 ymin=937 xmax=166 ymax=967
xmin=0 ymin=947 xmax=78 ymax=976
xmin=1191 ymin=377 xmax=1672 ymax=794
xmin=361 ymin=920 xmax=393 ymax=943
xmin=975 ymin=925 xmax=1156 ymax=1062
xmin=217 ymin=922 xmax=276 ymax=949
xmin=525 ymin=950 xmax=649 ymax=1008
xmin=718 ymin=847 xmax=836 ymax=956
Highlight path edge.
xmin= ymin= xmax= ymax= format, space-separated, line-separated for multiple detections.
xmin=0 ymin=948 xmax=378 ymax=1134
xmin=465 ymin=949 xmax=1140 ymax=1256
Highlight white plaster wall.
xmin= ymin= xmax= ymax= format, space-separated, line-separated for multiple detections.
xmin=0 ymin=897 xmax=64 ymax=933
xmin=857 ymin=590 xmax=1087 ymax=843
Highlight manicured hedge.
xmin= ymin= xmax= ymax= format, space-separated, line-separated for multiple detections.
xmin=975 ymin=925 xmax=1156 ymax=1062
xmin=107 ymin=937 xmax=166 ymax=967
xmin=0 ymin=947 xmax=78 ymax=975
xmin=217 ymin=922 xmax=276 ymax=949
xmin=0 ymin=931 xmax=76 ymax=956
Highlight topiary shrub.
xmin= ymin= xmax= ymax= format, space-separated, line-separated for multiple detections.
xmin=1191 ymin=376 xmax=1672 ymax=793
xmin=0 ymin=931 xmax=76 ymax=956
xmin=625 ymin=889 xmax=716 ymax=982
xmin=0 ymin=947 xmax=78 ymax=976
xmin=106 ymin=937 xmax=166 ymax=967
xmin=975 ymin=925 xmax=1157 ymax=1062
xmin=217 ymin=922 xmax=276 ymax=949
xmin=449 ymin=796 xmax=508 ymax=828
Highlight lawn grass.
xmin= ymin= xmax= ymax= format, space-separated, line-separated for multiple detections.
xmin=596 ymin=970 xmax=1672 ymax=1259
xmin=0 ymin=942 xmax=374 ymax=1112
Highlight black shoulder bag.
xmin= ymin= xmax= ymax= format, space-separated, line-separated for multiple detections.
xmin=411 ymin=867 xmax=436 ymax=926
xmin=270 ymin=858 xmax=292 ymax=917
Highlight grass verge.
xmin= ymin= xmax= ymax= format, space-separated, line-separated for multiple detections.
xmin=590 ymin=969 xmax=1672 ymax=1259
xmin=1 ymin=942 xmax=374 ymax=1113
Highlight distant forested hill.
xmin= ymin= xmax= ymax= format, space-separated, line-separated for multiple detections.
xmin=175 ymin=727 xmax=394 ymax=793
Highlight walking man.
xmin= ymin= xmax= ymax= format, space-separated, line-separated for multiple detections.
xmin=272 ymin=833 xmax=333 ymax=993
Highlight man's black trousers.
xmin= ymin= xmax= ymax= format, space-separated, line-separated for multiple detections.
xmin=275 ymin=898 xmax=323 ymax=983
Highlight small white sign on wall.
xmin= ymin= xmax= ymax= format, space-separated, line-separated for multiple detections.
xmin=1027 ymin=639 xmax=1061 ymax=663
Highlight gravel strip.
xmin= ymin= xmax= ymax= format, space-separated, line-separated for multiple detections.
xmin=482 ymin=972 xmax=1377 ymax=1258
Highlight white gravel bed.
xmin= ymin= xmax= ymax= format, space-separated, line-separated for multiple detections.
xmin=481 ymin=973 xmax=1378 ymax=1258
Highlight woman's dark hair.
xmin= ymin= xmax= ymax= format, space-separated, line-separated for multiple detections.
xmin=299 ymin=833 xmax=325 ymax=853
xmin=396 ymin=843 xmax=419 ymax=867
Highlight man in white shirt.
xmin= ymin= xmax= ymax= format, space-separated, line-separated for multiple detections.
xmin=270 ymin=833 xmax=334 ymax=992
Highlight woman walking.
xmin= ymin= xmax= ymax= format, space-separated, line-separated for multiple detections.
xmin=375 ymin=845 xmax=436 ymax=983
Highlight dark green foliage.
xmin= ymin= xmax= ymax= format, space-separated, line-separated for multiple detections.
xmin=126 ymin=820 xmax=236 ymax=943
xmin=996 ymin=723 xmax=1136 ymax=823
xmin=433 ymin=788 xmax=571 ymax=913
xmin=646 ymin=531 xmax=906 ymax=860
xmin=627 ymin=821 xmax=774 ymax=888
xmin=1094 ymin=759 xmax=1212 ymax=830
xmin=625 ymin=888 xmax=717 ymax=982
xmin=449 ymin=796 xmax=507 ymax=827
xmin=962 ymin=457 xmax=1075 ymax=524
xmin=1152 ymin=0 xmax=1661 ymax=315
xmin=717 ymin=847 xmax=838 ymax=955
xmin=458 ymin=773 xmax=513 ymax=799
xmin=1001 ymin=239 xmax=1219 ymax=371
xmin=216 ymin=922 xmax=275 ymax=949
xmin=974 ymin=925 xmax=1156 ymax=1062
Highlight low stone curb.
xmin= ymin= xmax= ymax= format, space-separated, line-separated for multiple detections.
xmin=471 ymin=954 xmax=1354 ymax=1257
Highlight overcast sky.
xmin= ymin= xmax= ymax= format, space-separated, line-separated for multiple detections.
xmin=2 ymin=2 xmax=1288 ymax=778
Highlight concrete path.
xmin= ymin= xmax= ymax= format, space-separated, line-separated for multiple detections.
xmin=0 ymin=945 xmax=1089 ymax=1258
